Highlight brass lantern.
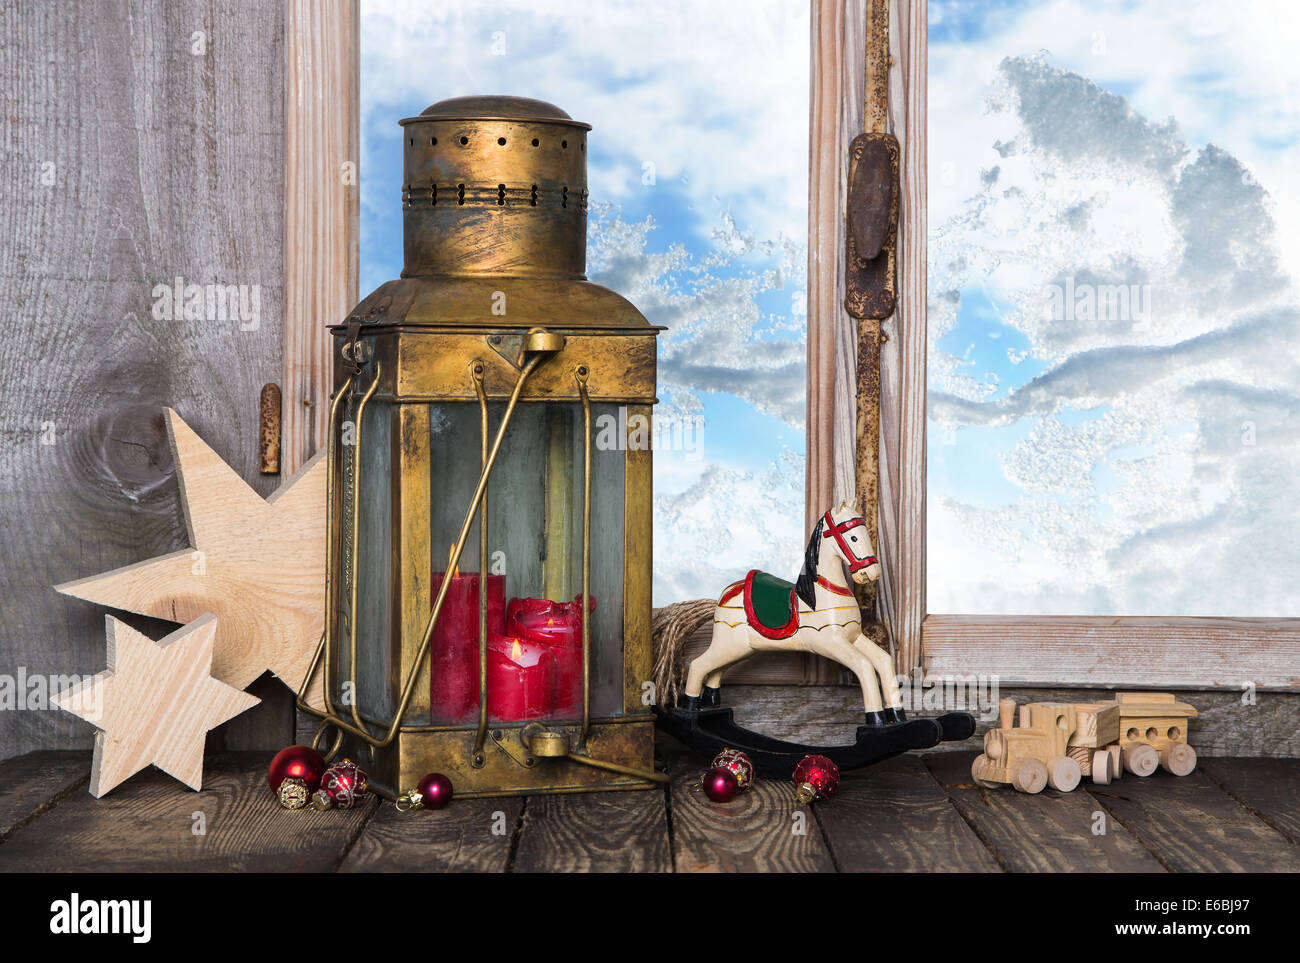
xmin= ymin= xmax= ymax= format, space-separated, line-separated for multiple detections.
xmin=298 ymin=96 xmax=662 ymax=798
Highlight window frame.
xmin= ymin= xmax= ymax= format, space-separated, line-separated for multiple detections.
xmin=282 ymin=0 xmax=1300 ymax=694
xmin=879 ymin=0 xmax=1300 ymax=692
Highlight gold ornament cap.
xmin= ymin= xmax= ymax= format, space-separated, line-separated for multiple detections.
xmin=277 ymin=777 xmax=310 ymax=810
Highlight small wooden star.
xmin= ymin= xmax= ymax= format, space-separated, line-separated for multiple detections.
xmin=56 ymin=408 xmax=326 ymax=708
xmin=54 ymin=614 xmax=261 ymax=796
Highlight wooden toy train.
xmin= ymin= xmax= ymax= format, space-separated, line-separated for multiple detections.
xmin=971 ymin=692 xmax=1198 ymax=793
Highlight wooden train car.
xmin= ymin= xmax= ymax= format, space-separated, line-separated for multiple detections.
xmin=970 ymin=692 xmax=1197 ymax=794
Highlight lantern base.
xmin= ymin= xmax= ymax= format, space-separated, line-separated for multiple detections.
xmin=346 ymin=715 xmax=658 ymax=798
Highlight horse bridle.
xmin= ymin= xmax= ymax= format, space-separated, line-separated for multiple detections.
xmin=822 ymin=511 xmax=878 ymax=573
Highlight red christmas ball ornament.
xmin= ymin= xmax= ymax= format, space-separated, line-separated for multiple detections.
xmin=397 ymin=772 xmax=454 ymax=812
xmin=311 ymin=758 xmax=369 ymax=811
xmin=701 ymin=766 xmax=740 ymax=803
xmin=792 ymin=754 xmax=840 ymax=805
xmin=711 ymin=748 xmax=755 ymax=792
xmin=268 ymin=745 xmax=327 ymax=810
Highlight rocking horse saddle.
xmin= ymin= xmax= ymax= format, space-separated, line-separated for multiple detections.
xmin=720 ymin=570 xmax=801 ymax=639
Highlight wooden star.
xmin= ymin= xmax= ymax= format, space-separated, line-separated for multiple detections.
xmin=56 ymin=408 xmax=326 ymax=708
xmin=55 ymin=614 xmax=261 ymax=796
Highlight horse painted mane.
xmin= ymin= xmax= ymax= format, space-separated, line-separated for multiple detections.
xmin=794 ymin=515 xmax=825 ymax=608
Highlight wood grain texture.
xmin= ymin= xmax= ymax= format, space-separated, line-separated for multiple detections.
xmin=667 ymin=751 xmax=836 ymax=873
xmin=282 ymin=0 xmax=359 ymax=474
xmin=876 ymin=0 xmax=926 ymax=674
xmin=718 ymin=683 xmax=1299 ymax=757
xmin=1089 ymin=768 xmax=1300 ymax=873
xmin=0 ymin=752 xmax=375 ymax=872
xmin=340 ymin=796 xmax=523 ymax=873
xmin=817 ymin=754 xmax=1000 ymax=871
xmin=512 ymin=790 xmax=670 ymax=873
xmin=924 ymin=615 xmax=1300 ymax=691
xmin=1199 ymin=758 xmax=1300 ymax=845
xmin=54 ymin=614 xmax=260 ymax=796
xmin=925 ymin=751 xmax=1165 ymax=872
xmin=55 ymin=409 xmax=328 ymax=709
xmin=0 ymin=0 xmax=291 ymax=761
xmin=800 ymin=1 xmax=869 ymax=686
xmin=0 ymin=751 xmax=89 ymax=841
xmin=808 ymin=0 xmax=866 ymax=527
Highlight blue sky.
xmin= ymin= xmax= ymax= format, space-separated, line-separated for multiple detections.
xmin=359 ymin=0 xmax=810 ymax=604
xmin=927 ymin=0 xmax=1300 ymax=616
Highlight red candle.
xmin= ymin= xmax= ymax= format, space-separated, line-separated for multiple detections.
xmin=507 ymin=594 xmax=594 ymax=718
xmin=429 ymin=571 xmax=505 ymax=724
xmin=486 ymin=637 xmax=556 ymax=721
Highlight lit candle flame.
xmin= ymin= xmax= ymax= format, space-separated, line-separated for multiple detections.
xmin=511 ymin=639 xmax=522 ymax=662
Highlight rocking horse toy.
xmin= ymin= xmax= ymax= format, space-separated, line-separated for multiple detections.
xmin=656 ymin=503 xmax=975 ymax=777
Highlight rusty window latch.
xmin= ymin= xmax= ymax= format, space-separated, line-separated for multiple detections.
xmin=845 ymin=131 xmax=900 ymax=320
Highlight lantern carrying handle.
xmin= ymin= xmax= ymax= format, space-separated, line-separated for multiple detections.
xmin=298 ymin=337 xmax=556 ymax=752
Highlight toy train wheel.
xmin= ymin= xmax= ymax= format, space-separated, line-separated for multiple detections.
xmin=1123 ymin=742 xmax=1159 ymax=777
xmin=970 ymin=754 xmax=1001 ymax=789
xmin=1010 ymin=758 xmax=1048 ymax=794
xmin=1108 ymin=743 xmax=1122 ymax=778
xmin=1091 ymin=749 xmax=1113 ymax=785
xmin=1047 ymin=755 xmax=1081 ymax=792
xmin=1160 ymin=742 xmax=1197 ymax=776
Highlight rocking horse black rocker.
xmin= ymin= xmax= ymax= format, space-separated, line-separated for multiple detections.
xmin=655 ymin=503 xmax=976 ymax=777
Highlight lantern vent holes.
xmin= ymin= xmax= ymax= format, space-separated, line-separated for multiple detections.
xmin=497 ymin=136 xmax=507 ymax=146
xmin=431 ymin=136 xmax=438 ymax=146
xmin=459 ymin=135 xmax=469 ymax=146
xmin=531 ymin=137 xmax=540 ymax=147
xmin=457 ymin=183 xmax=466 ymax=205
xmin=561 ymin=139 xmax=568 ymax=149
xmin=430 ymin=184 xmax=437 ymax=206
xmin=562 ymin=186 xmax=568 ymax=208
xmin=530 ymin=184 xmax=538 ymax=206
xmin=497 ymin=184 xmax=506 ymax=206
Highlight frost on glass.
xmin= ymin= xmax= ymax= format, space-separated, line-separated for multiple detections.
xmin=927 ymin=1 xmax=1300 ymax=615
xmin=360 ymin=0 xmax=810 ymax=606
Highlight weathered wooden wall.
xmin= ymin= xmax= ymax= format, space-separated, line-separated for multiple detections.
xmin=0 ymin=0 xmax=291 ymax=761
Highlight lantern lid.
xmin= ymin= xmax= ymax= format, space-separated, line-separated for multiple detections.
xmin=336 ymin=275 xmax=655 ymax=331
xmin=402 ymin=95 xmax=590 ymax=129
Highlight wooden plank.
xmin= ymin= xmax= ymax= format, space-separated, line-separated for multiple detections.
xmin=925 ymin=751 xmax=1166 ymax=872
xmin=0 ymin=752 xmax=374 ymax=872
xmin=0 ymin=0 xmax=293 ymax=761
xmin=876 ymin=0 xmax=927 ymax=674
xmin=512 ymin=790 xmax=670 ymax=873
xmin=667 ymin=753 xmax=836 ymax=873
xmin=924 ymin=614 xmax=1300 ymax=691
xmin=340 ymin=797 xmax=523 ymax=873
xmin=282 ymin=0 xmax=359 ymax=474
xmin=0 ymin=751 xmax=89 ymax=841
xmin=718 ymin=684 xmax=1300 ymax=757
xmin=1091 ymin=768 xmax=1300 ymax=872
xmin=817 ymin=754 xmax=1001 ymax=872
xmin=1199 ymin=758 xmax=1300 ymax=844
xmin=807 ymin=0 xmax=866 ymax=528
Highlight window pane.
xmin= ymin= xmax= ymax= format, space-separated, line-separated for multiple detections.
xmin=361 ymin=1 xmax=810 ymax=606
xmin=928 ymin=0 xmax=1300 ymax=615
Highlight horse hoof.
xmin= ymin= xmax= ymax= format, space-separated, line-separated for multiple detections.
xmin=677 ymin=693 xmax=701 ymax=712
xmin=882 ymin=706 xmax=907 ymax=724
xmin=701 ymin=686 xmax=721 ymax=708
xmin=863 ymin=710 xmax=888 ymax=727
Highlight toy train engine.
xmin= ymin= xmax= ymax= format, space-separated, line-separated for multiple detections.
xmin=970 ymin=692 xmax=1197 ymax=794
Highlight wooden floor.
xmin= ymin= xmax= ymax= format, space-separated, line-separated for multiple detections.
xmin=0 ymin=747 xmax=1296 ymax=872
